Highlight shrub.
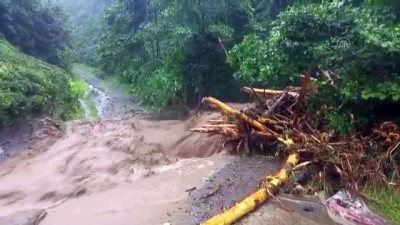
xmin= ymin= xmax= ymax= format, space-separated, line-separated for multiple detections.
xmin=228 ymin=1 xmax=400 ymax=134
xmin=0 ymin=38 xmax=75 ymax=127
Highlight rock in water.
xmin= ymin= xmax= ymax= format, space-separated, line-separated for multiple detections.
xmin=0 ymin=209 xmax=47 ymax=225
xmin=325 ymin=190 xmax=388 ymax=225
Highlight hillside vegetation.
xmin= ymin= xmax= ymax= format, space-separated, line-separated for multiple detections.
xmin=0 ymin=36 xmax=76 ymax=127
xmin=93 ymin=0 xmax=400 ymax=134
xmin=0 ymin=0 xmax=72 ymax=69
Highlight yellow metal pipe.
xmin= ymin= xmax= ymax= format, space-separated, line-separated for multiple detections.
xmin=200 ymin=153 xmax=299 ymax=225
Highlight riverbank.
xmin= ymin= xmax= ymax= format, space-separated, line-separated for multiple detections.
xmin=61 ymin=64 xmax=398 ymax=224
xmin=0 ymin=113 xmax=340 ymax=225
xmin=0 ymin=63 xmax=397 ymax=225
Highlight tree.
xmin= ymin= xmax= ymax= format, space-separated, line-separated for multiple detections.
xmin=55 ymin=0 xmax=114 ymax=65
xmin=98 ymin=0 xmax=253 ymax=110
xmin=0 ymin=0 xmax=72 ymax=68
xmin=228 ymin=0 xmax=400 ymax=133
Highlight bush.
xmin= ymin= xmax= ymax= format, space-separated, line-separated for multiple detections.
xmin=0 ymin=1 xmax=72 ymax=68
xmin=0 ymin=38 xmax=76 ymax=127
xmin=228 ymin=1 xmax=400 ymax=134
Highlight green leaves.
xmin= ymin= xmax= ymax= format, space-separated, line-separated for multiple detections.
xmin=228 ymin=1 xmax=400 ymax=133
xmin=207 ymin=23 xmax=234 ymax=39
xmin=0 ymin=1 xmax=72 ymax=68
xmin=361 ymin=79 xmax=400 ymax=101
xmin=0 ymin=38 xmax=74 ymax=127
xmin=136 ymin=67 xmax=181 ymax=111
xmin=97 ymin=0 xmax=252 ymax=110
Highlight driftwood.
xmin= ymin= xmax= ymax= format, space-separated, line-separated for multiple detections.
xmin=190 ymin=71 xmax=398 ymax=224
xmin=241 ymin=87 xmax=300 ymax=98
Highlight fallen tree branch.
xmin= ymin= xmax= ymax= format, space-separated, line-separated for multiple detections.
xmin=242 ymin=87 xmax=300 ymax=98
xmin=208 ymin=119 xmax=228 ymax=124
xmin=201 ymin=124 xmax=237 ymax=129
xmin=267 ymin=90 xmax=288 ymax=116
xmin=201 ymin=184 xmax=222 ymax=200
xmin=190 ymin=77 xmax=399 ymax=225
xmin=189 ymin=127 xmax=242 ymax=139
xmin=292 ymin=69 xmax=311 ymax=126
xmin=202 ymin=97 xmax=283 ymax=139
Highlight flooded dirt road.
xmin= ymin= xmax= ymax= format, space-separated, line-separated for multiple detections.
xmin=41 ymin=155 xmax=232 ymax=225
xmin=186 ymin=156 xmax=337 ymax=225
xmin=0 ymin=118 xmax=339 ymax=225
xmin=0 ymin=65 xmax=340 ymax=225
xmin=0 ymin=113 xmax=227 ymax=215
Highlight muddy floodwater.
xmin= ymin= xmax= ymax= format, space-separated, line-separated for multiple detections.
xmin=41 ymin=155 xmax=233 ymax=225
xmin=0 ymin=65 xmax=340 ymax=225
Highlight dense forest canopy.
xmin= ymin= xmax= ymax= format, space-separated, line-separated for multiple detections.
xmin=0 ymin=0 xmax=72 ymax=68
xmin=0 ymin=0 xmax=399 ymax=134
xmin=92 ymin=0 xmax=399 ymax=133
xmin=52 ymin=0 xmax=113 ymax=65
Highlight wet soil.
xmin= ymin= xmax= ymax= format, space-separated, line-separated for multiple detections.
xmin=0 ymin=209 xmax=46 ymax=225
xmin=177 ymin=155 xmax=337 ymax=225
xmin=72 ymin=65 xmax=146 ymax=119
xmin=185 ymin=156 xmax=280 ymax=224
xmin=0 ymin=117 xmax=63 ymax=162
xmin=0 ymin=114 xmax=228 ymax=217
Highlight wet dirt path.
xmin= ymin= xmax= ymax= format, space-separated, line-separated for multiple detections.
xmin=72 ymin=65 xmax=146 ymax=119
xmin=183 ymin=155 xmax=338 ymax=225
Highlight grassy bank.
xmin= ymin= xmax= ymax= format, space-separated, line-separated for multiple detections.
xmin=74 ymin=63 xmax=131 ymax=94
xmin=69 ymin=76 xmax=97 ymax=119
xmin=0 ymin=36 xmax=76 ymax=126
xmin=363 ymin=186 xmax=400 ymax=224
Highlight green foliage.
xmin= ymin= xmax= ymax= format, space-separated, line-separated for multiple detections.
xmin=74 ymin=63 xmax=102 ymax=76
xmin=0 ymin=38 xmax=76 ymax=127
xmin=0 ymin=0 xmax=72 ymax=68
xmin=228 ymin=1 xmax=400 ymax=134
xmin=136 ymin=67 xmax=181 ymax=112
xmin=97 ymin=0 xmax=253 ymax=110
xmin=69 ymin=78 xmax=88 ymax=97
xmin=69 ymin=77 xmax=98 ymax=119
xmin=363 ymin=186 xmax=400 ymax=224
xmin=55 ymin=0 xmax=113 ymax=65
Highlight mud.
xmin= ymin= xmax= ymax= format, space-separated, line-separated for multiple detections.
xmin=72 ymin=65 xmax=146 ymax=119
xmin=0 ymin=110 xmax=340 ymax=225
xmin=0 ymin=117 xmax=63 ymax=161
xmin=185 ymin=156 xmax=280 ymax=224
xmin=180 ymin=155 xmax=337 ymax=225
xmin=0 ymin=209 xmax=46 ymax=225
xmin=40 ymin=155 xmax=233 ymax=225
xmin=0 ymin=112 xmax=228 ymax=216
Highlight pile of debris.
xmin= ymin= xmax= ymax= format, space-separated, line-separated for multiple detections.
xmin=190 ymin=73 xmax=399 ymax=225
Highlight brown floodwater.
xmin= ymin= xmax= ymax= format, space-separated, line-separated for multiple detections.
xmin=0 ymin=111 xmax=339 ymax=225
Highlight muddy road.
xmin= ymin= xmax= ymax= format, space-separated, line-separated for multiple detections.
xmin=0 ymin=65 xmax=339 ymax=225
xmin=72 ymin=65 xmax=146 ymax=119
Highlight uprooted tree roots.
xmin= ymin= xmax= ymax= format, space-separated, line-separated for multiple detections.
xmin=190 ymin=74 xmax=399 ymax=225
